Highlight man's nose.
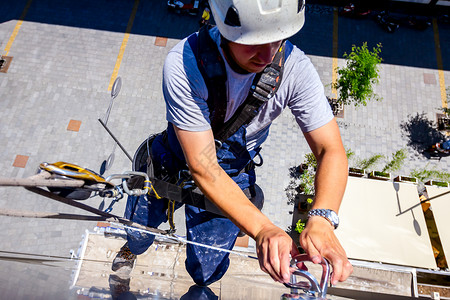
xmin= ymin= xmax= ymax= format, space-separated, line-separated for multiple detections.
xmin=257 ymin=44 xmax=276 ymax=64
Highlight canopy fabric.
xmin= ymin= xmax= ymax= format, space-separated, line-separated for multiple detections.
xmin=335 ymin=177 xmax=437 ymax=269
xmin=425 ymin=185 xmax=450 ymax=265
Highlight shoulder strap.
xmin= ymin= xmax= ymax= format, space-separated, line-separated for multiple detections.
xmin=187 ymin=26 xmax=227 ymax=134
xmin=213 ymin=42 xmax=286 ymax=143
xmin=188 ymin=27 xmax=286 ymax=144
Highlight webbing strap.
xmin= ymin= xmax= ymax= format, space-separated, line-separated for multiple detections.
xmin=189 ymin=27 xmax=286 ymax=144
xmin=214 ymin=43 xmax=286 ymax=143
xmin=150 ymin=177 xmax=226 ymax=217
xmin=188 ymin=26 xmax=227 ymax=134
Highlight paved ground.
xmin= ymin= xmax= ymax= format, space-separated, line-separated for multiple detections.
xmin=0 ymin=0 xmax=449 ymax=299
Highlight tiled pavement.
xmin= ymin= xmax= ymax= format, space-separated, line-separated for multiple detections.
xmin=0 ymin=0 xmax=449 ymax=298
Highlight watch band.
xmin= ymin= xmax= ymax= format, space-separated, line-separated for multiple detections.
xmin=307 ymin=208 xmax=339 ymax=229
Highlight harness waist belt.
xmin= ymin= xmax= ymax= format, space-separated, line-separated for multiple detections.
xmin=150 ymin=177 xmax=226 ymax=217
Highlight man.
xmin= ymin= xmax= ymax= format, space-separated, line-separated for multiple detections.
xmin=113 ymin=0 xmax=353 ymax=286
xmin=199 ymin=6 xmax=210 ymax=28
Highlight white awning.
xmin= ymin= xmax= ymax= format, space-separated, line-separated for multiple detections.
xmin=335 ymin=177 xmax=437 ymax=269
xmin=425 ymin=185 xmax=450 ymax=265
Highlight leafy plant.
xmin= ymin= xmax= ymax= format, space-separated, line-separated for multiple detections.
xmin=303 ymin=149 xmax=354 ymax=171
xmin=398 ymin=176 xmax=417 ymax=183
xmin=349 ymin=167 xmax=364 ymax=173
xmin=431 ymin=181 xmax=448 ymax=187
xmin=410 ymin=167 xmax=450 ymax=183
xmin=346 ymin=148 xmax=355 ymax=161
xmin=373 ymin=171 xmax=390 ymax=178
xmin=295 ymin=219 xmax=306 ymax=234
xmin=334 ymin=42 xmax=382 ymax=107
xmin=304 ymin=153 xmax=317 ymax=169
xmin=382 ymin=149 xmax=407 ymax=173
xmin=299 ymin=170 xmax=315 ymax=195
xmin=355 ymin=154 xmax=384 ymax=171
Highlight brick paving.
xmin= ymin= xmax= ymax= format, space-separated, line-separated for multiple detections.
xmin=0 ymin=0 xmax=449 ymax=299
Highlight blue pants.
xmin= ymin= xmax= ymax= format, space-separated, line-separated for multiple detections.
xmin=124 ymin=194 xmax=240 ymax=286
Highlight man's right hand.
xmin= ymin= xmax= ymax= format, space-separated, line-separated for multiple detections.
xmin=255 ymin=223 xmax=300 ymax=283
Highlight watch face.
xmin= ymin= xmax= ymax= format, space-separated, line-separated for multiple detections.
xmin=308 ymin=209 xmax=339 ymax=229
xmin=329 ymin=210 xmax=339 ymax=225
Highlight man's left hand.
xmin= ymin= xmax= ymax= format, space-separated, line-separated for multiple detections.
xmin=299 ymin=216 xmax=353 ymax=285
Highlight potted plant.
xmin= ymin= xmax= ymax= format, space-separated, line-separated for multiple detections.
xmin=369 ymin=170 xmax=391 ymax=181
xmin=294 ymin=219 xmax=306 ymax=234
xmin=330 ymin=42 xmax=383 ymax=114
xmin=382 ymin=149 xmax=407 ymax=174
xmin=425 ymin=180 xmax=449 ymax=188
xmin=394 ymin=175 xmax=417 ymax=184
xmin=348 ymin=167 xmax=366 ymax=177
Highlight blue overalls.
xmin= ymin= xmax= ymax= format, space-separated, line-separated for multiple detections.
xmin=124 ymin=123 xmax=259 ymax=286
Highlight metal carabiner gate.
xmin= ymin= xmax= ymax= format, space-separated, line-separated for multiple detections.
xmin=281 ymin=254 xmax=330 ymax=300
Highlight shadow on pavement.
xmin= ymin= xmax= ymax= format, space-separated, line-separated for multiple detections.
xmin=400 ymin=112 xmax=445 ymax=155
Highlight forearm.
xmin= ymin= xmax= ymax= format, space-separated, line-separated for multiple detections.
xmin=300 ymin=135 xmax=353 ymax=285
xmin=189 ymin=155 xmax=273 ymax=239
xmin=312 ymin=147 xmax=348 ymax=212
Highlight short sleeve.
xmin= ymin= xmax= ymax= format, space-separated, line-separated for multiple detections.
xmin=286 ymin=51 xmax=334 ymax=133
xmin=162 ymin=35 xmax=211 ymax=132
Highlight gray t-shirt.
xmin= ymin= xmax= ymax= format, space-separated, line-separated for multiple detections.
xmin=163 ymin=27 xmax=333 ymax=152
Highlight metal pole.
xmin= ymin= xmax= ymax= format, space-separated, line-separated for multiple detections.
xmin=98 ymin=118 xmax=133 ymax=162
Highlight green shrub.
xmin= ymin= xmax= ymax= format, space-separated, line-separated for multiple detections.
xmin=304 ymin=152 xmax=317 ymax=169
xmin=295 ymin=219 xmax=306 ymax=234
xmin=346 ymin=148 xmax=355 ymax=161
xmin=400 ymin=176 xmax=416 ymax=183
xmin=373 ymin=171 xmax=390 ymax=177
xmin=383 ymin=149 xmax=407 ymax=173
xmin=334 ymin=42 xmax=382 ymax=107
xmin=299 ymin=170 xmax=315 ymax=195
xmin=356 ymin=154 xmax=384 ymax=170
xmin=432 ymin=181 xmax=448 ymax=187
xmin=410 ymin=168 xmax=450 ymax=183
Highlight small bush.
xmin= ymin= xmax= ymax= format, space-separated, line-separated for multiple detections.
xmin=410 ymin=168 xmax=450 ymax=183
xmin=383 ymin=149 xmax=407 ymax=173
xmin=304 ymin=153 xmax=317 ymax=169
xmin=373 ymin=171 xmax=390 ymax=177
xmin=334 ymin=42 xmax=383 ymax=107
xmin=295 ymin=219 xmax=306 ymax=234
xmin=432 ymin=180 xmax=448 ymax=187
xmin=356 ymin=154 xmax=384 ymax=171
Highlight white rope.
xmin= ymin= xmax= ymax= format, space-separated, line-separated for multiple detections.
xmin=110 ymin=222 xmax=258 ymax=260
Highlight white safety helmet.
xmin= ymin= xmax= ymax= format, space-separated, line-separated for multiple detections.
xmin=208 ymin=0 xmax=305 ymax=45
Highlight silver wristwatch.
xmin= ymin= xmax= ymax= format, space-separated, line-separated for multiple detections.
xmin=308 ymin=209 xmax=339 ymax=229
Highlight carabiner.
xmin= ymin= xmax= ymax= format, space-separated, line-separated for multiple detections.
xmin=282 ymin=254 xmax=330 ymax=299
